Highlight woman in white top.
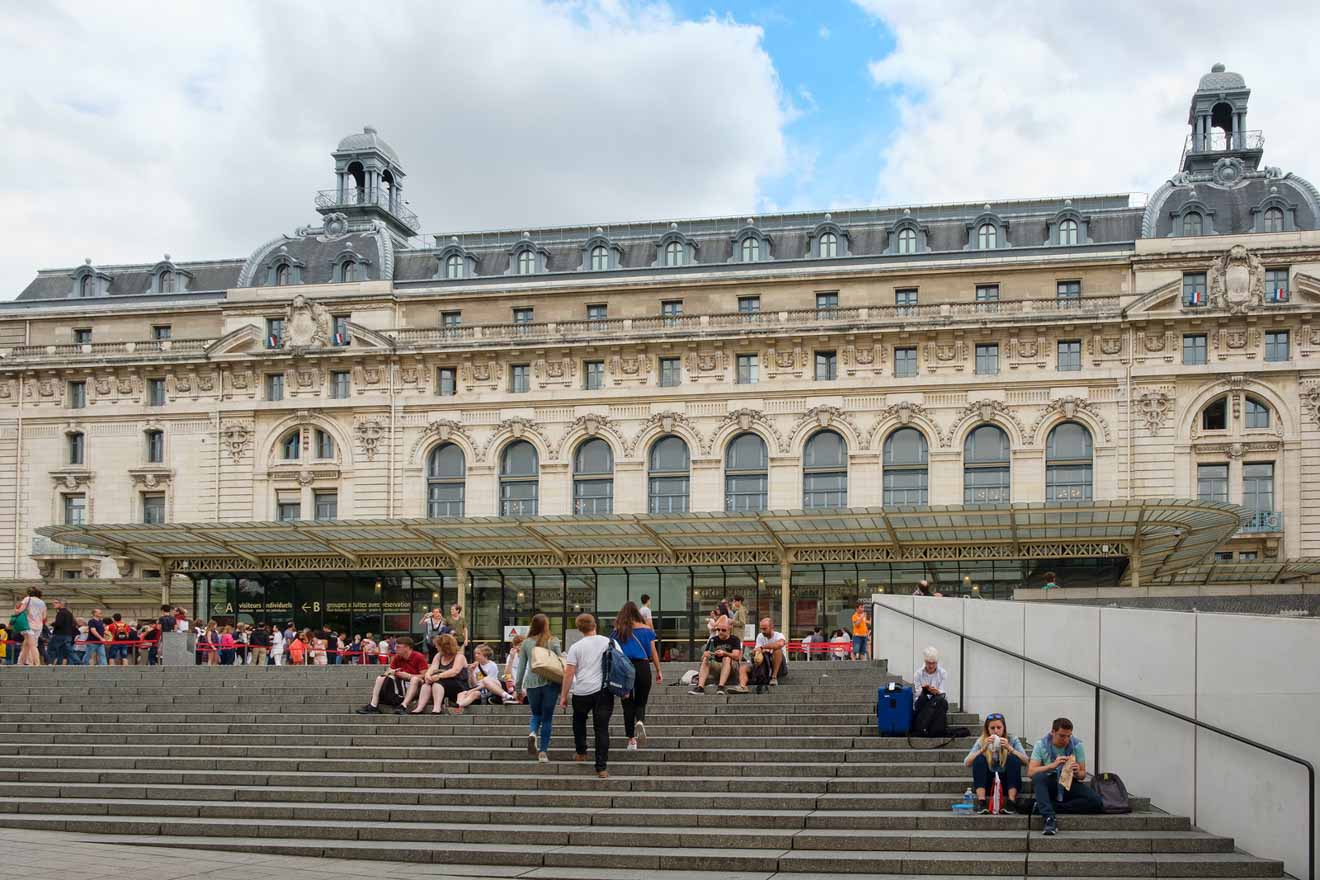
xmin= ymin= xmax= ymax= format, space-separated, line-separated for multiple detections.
xmin=456 ymin=644 xmax=512 ymax=708
xmin=270 ymin=626 xmax=286 ymax=665
xmin=829 ymin=629 xmax=850 ymax=660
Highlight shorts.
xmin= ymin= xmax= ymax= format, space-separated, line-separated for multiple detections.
xmin=705 ymin=657 xmax=738 ymax=677
xmin=851 ymin=635 xmax=868 ymax=655
xmin=109 ymin=644 xmax=131 ymax=660
xmin=21 ymin=630 xmax=38 ymax=641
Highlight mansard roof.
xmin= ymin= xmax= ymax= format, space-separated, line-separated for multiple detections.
xmin=1143 ymin=169 xmax=1320 ymax=238
xmin=16 ymin=259 xmax=243 ymax=302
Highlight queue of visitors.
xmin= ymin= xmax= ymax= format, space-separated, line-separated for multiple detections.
xmin=4 ymin=590 xmax=192 ymax=666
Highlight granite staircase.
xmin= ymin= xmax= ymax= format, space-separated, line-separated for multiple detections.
xmin=0 ymin=662 xmax=1287 ymax=879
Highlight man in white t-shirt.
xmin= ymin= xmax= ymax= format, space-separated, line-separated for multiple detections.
xmin=559 ymin=613 xmax=615 ymax=778
xmin=747 ymin=617 xmax=788 ymax=687
xmin=16 ymin=588 xmax=47 ymax=667
xmin=639 ymin=595 xmax=653 ymax=626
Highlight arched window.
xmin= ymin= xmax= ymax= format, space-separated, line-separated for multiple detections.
xmin=79 ymin=275 xmax=93 ymax=298
xmin=1046 ymin=422 xmax=1093 ymax=500
xmin=741 ymin=237 xmax=761 ymax=262
xmin=978 ymin=223 xmax=997 ymax=250
xmin=516 ymin=250 xmax=535 ymax=275
xmin=590 ymin=245 xmax=609 ymax=271
xmin=648 ymin=435 xmax=690 ymax=513
xmin=426 ymin=443 xmax=466 ymax=517
xmin=338 ymin=260 xmax=357 ymax=283
xmin=665 ymin=240 xmax=684 ymax=266
xmin=1264 ymin=207 xmax=1284 ymax=233
xmin=159 ymin=270 xmax=175 ymax=293
xmin=963 ymin=424 xmax=1010 ymax=503
xmin=313 ymin=429 xmax=334 ymax=459
xmin=1182 ymin=212 xmax=1203 ymax=236
xmin=819 ymin=232 xmax=838 ymax=258
xmin=281 ymin=431 xmax=300 ymax=460
xmin=897 ymin=227 xmax=917 ymax=255
xmin=573 ymin=438 xmax=614 ymax=515
xmin=68 ymin=431 xmax=85 ymax=466
xmin=1201 ymin=397 xmax=1228 ymax=431
xmin=1059 ymin=219 xmax=1078 ymax=246
xmin=883 ymin=427 xmax=928 ymax=505
xmin=724 ymin=432 xmax=768 ymax=512
xmin=274 ymin=264 xmax=290 ymax=286
xmin=445 ymin=254 xmax=463 ymax=279
xmin=1245 ymin=397 xmax=1271 ymax=429
xmin=802 ymin=430 xmax=847 ymax=508
xmin=500 ymin=440 xmax=538 ymax=516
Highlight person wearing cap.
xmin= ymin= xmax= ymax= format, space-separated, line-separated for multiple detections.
xmin=964 ymin=712 xmax=1029 ymax=813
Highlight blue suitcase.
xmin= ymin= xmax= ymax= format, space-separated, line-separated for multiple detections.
xmin=876 ymin=684 xmax=913 ymax=735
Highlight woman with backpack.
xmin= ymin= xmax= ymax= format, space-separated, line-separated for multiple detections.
xmin=963 ymin=711 xmax=1029 ymax=814
xmin=610 ymin=602 xmax=662 ymax=751
xmin=514 ymin=613 xmax=561 ymax=763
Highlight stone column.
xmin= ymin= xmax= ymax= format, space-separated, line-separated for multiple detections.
xmin=780 ymin=555 xmax=792 ymax=636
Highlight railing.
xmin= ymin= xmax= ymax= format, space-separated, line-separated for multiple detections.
xmin=1240 ymin=509 xmax=1283 ymax=533
xmin=3 ymin=338 xmax=217 ymax=360
xmin=1184 ymin=129 xmax=1265 ymax=154
xmin=875 ymin=600 xmax=1314 ymax=880
xmin=31 ymin=536 xmax=103 ymax=557
xmin=315 ymin=188 xmax=419 ymax=231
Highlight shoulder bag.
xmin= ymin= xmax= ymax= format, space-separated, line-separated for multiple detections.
xmin=530 ymin=645 xmax=565 ymax=683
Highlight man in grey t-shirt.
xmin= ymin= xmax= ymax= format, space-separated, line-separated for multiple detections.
xmin=559 ymin=613 xmax=615 ymax=778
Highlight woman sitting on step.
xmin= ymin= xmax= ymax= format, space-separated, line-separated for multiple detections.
xmin=406 ymin=634 xmax=467 ymax=714
xmin=963 ymin=712 xmax=1030 ymax=813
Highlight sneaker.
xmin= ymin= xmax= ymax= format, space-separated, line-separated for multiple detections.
xmin=769 ymin=679 xmax=778 ymax=686
xmin=354 ymin=705 xmax=380 ymax=715
xmin=392 ymin=706 xmax=408 ymax=715
xmin=688 ymin=687 xmax=705 ymax=695
xmin=977 ymin=800 xmax=990 ymax=815
xmin=597 ymin=770 xmax=609 ymax=779
xmin=730 ymin=685 xmax=749 ymax=694
xmin=1002 ymin=800 xmax=1016 ymax=814
xmin=537 ymin=752 xmax=548 ymax=763
xmin=635 ymin=721 xmax=647 ymax=746
xmin=627 ymin=739 xmax=638 ymax=751
xmin=715 ymin=687 xmax=726 ymax=695
xmin=527 ymin=733 xmax=537 ymax=756
xmin=1042 ymin=817 xmax=1058 ymax=836
xmin=574 ymin=753 xmax=588 ymax=763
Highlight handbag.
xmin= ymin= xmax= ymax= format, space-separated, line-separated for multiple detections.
xmin=8 ymin=607 xmax=29 ymax=634
xmin=530 ymin=645 xmax=564 ymax=683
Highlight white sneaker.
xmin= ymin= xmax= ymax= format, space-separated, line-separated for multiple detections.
xmin=537 ymin=752 xmax=548 ymax=763
xmin=635 ymin=721 xmax=647 ymax=746
xmin=627 ymin=739 xmax=638 ymax=751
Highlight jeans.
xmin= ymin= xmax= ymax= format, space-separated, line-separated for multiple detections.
xmin=571 ymin=689 xmax=614 ymax=771
xmin=622 ymin=659 xmax=651 ymax=738
xmin=851 ymin=635 xmax=868 ymax=656
xmin=971 ymin=753 xmax=1022 ymax=796
xmin=526 ymin=684 xmax=558 ymax=753
xmin=1032 ymin=771 xmax=1104 ymax=820
xmin=48 ymin=634 xmax=77 ymax=665
xmin=84 ymin=643 xmax=107 ymax=665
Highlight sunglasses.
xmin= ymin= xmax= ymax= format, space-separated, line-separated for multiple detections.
xmin=986 ymin=713 xmax=1005 ymax=721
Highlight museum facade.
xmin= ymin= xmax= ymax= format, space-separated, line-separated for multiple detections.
xmin=4 ymin=64 xmax=1320 ymax=652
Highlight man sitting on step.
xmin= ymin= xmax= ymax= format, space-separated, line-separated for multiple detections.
xmin=689 ymin=617 xmax=745 ymax=695
xmin=743 ymin=617 xmax=788 ymax=692
xmin=355 ymin=637 xmax=428 ymax=714
xmin=1027 ymin=717 xmax=1104 ymax=835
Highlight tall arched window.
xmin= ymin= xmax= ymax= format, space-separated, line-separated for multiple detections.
xmin=590 ymin=245 xmax=609 ymax=271
xmin=427 ymin=443 xmax=466 ymax=517
xmin=741 ymin=237 xmax=761 ymax=262
xmin=339 ymin=260 xmax=357 ymax=283
xmin=281 ymin=431 xmax=300 ymax=460
xmin=648 ymin=435 xmax=690 ymax=513
xmin=1059 ymin=219 xmax=1078 ymax=245
xmin=725 ymin=432 xmax=768 ymax=512
xmin=159 ymin=270 xmax=175 ymax=293
xmin=1182 ymin=212 xmax=1203 ymax=236
xmin=445 ymin=254 xmax=463 ymax=279
xmin=897 ymin=227 xmax=917 ymax=255
xmin=1245 ymin=397 xmax=1272 ymax=429
xmin=313 ymin=429 xmax=335 ymax=459
xmin=573 ymin=438 xmax=614 ymax=515
xmin=1264 ymin=207 xmax=1284 ymax=233
xmin=516 ymin=250 xmax=535 ymax=275
xmin=1046 ymin=422 xmax=1093 ymax=500
xmin=819 ymin=232 xmax=838 ymax=258
xmin=500 ymin=441 xmax=538 ymax=516
xmin=802 ymin=430 xmax=847 ymax=508
xmin=79 ymin=275 xmax=93 ymax=297
xmin=665 ymin=240 xmax=684 ymax=266
xmin=964 ymin=424 xmax=1010 ymax=503
xmin=978 ymin=223 xmax=997 ymax=249
xmin=883 ymin=427 xmax=929 ymax=505
xmin=274 ymin=264 xmax=290 ymax=286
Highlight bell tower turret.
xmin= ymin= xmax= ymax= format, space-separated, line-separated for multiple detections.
xmin=315 ymin=126 xmax=419 ymax=238
xmin=1181 ymin=63 xmax=1263 ymax=175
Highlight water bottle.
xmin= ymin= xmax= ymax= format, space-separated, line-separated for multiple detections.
xmin=963 ymin=788 xmax=975 ymax=807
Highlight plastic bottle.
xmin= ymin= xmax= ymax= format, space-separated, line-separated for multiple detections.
xmin=963 ymin=788 xmax=974 ymax=807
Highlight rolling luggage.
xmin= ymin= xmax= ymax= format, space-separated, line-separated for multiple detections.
xmin=877 ymin=683 xmax=913 ymax=735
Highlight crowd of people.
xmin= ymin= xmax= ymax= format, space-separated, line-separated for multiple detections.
xmin=3 ymin=589 xmax=192 ymax=666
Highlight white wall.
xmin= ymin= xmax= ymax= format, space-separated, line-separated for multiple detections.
xmin=871 ymin=595 xmax=1320 ymax=880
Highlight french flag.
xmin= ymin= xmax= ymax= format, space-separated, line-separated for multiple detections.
xmin=1272 ymin=287 xmax=1289 ymax=303
xmin=334 ymin=332 xmax=349 ymax=345
xmin=267 ymin=334 xmax=282 ymax=348
xmin=1188 ymin=289 xmax=1205 ymax=306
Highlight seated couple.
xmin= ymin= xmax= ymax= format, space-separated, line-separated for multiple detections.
xmin=964 ymin=713 xmax=1103 ymax=834
xmin=689 ymin=617 xmax=788 ymax=694
xmin=356 ymin=636 xmax=513 ymax=715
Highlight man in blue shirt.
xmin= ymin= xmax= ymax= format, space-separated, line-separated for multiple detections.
xmin=1027 ymin=717 xmax=1104 ymax=835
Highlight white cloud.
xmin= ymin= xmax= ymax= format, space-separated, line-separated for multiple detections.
xmin=818 ymin=24 xmax=830 ymax=40
xmin=0 ymin=1 xmax=789 ymax=298
xmin=854 ymin=1 xmax=1320 ymax=207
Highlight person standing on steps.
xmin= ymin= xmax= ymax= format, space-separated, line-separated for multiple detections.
xmin=1027 ymin=716 xmax=1103 ymax=835
xmin=13 ymin=588 xmax=47 ymax=667
xmin=420 ymin=607 xmax=449 ymax=660
xmin=729 ymin=595 xmax=748 ymax=638
xmin=638 ymin=594 xmax=653 ymax=627
xmin=611 ymin=602 xmax=662 ymax=751
xmin=47 ymin=599 xmax=78 ymax=666
xmin=850 ymin=602 xmax=871 ymax=660
xmin=964 ymin=712 xmax=1029 ymax=813
xmin=515 ymin=613 xmax=562 ymax=763
xmin=559 ymin=613 xmax=614 ymax=779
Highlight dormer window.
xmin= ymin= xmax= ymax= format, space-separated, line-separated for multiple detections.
xmin=978 ymin=223 xmax=997 ymax=250
xmin=517 ymin=250 xmax=535 ymax=275
xmin=590 ymin=245 xmax=608 ymax=271
xmin=1264 ymin=207 xmax=1284 ymax=233
xmin=741 ymin=237 xmax=760 ymax=262
xmin=159 ymin=270 xmax=175 ymax=293
xmin=338 ymin=260 xmax=357 ymax=282
xmin=1182 ymin=212 xmax=1203 ymax=236
xmin=731 ymin=222 xmax=770 ymax=264
xmin=819 ymin=232 xmax=837 ymax=258
xmin=1059 ymin=219 xmax=1078 ymax=246
xmin=665 ymin=241 xmax=684 ymax=266
xmin=275 ymin=264 xmax=290 ymax=286
xmin=445 ymin=254 xmax=463 ymax=278
xmin=898 ymin=228 xmax=917 ymax=254
xmin=79 ymin=276 xmax=93 ymax=298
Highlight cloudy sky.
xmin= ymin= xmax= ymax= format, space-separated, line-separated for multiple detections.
xmin=2 ymin=0 xmax=1317 ymax=299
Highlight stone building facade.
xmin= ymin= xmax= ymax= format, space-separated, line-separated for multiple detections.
xmin=3 ymin=65 xmax=1318 ymax=644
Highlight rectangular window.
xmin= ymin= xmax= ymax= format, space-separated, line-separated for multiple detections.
xmin=63 ymin=494 xmax=86 ymax=525
xmin=1214 ymin=551 xmax=1235 ymax=563
xmin=814 ymin=350 xmax=837 ymax=381
xmin=313 ymin=490 xmax=337 ymax=521
xmin=661 ymin=300 xmax=683 ymax=326
xmin=895 ymin=288 xmax=918 ymax=315
xmin=1265 ymin=330 xmax=1290 ymax=362
xmin=975 ymin=284 xmax=1000 ymax=313
xmin=146 ymin=378 xmax=166 ymax=406
xmin=68 ymin=432 xmax=84 ymax=465
xmin=1197 ymin=463 xmax=1229 ymax=503
xmin=152 ymin=325 xmax=171 ymax=340
xmin=142 ymin=493 xmax=166 ymax=525
xmin=1182 ymin=273 xmax=1208 ymax=307
xmin=1265 ymin=268 xmax=1290 ymax=304
xmin=1243 ymin=462 xmax=1275 ymax=512
xmin=68 ymin=381 xmax=86 ymax=409
xmin=1238 ymin=551 xmax=1259 ymax=561
xmin=145 ymin=430 xmax=164 ymax=464
xmin=894 ymin=346 xmax=918 ymax=377
xmin=265 ymin=373 xmax=284 ymax=401
xmin=437 ymin=367 xmax=457 ymax=397
xmin=975 ymin=343 xmax=999 ymax=375
xmin=329 ymin=371 xmax=350 ymax=399
xmin=62 ymin=570 xmax=82 ymax=580
xmin=816 ymin=291 xmax=839 ymax=315
xmin=441 ymin=311 xmax=462 ymax=338
xmin=1056 ymin=280 xmax=1082 ymax=308
xmin=74 ymin=328 xmax=92 ymax=344
xmin=1057 ymin=339 xmax=1082 ymax=371
xmin=276 ymin=493 xmax=301 ymax=522
xmin=1183 ymin=334 xmax=1208 ymax=365
xmin=510 ymin=364 xmax=530 ymax=393
xmin=649 ymin=476 xmax=690 ymax=514
xmin=266 ymin=318 xmax=285 ymax=348
xmin=659 ymin=357 xmax=682 ymax=388
xmin=736 ymin=353 xmax=758 ymax=385
xmin=586 ymin=303 xmax=608 ymax=322
xmin=427 ymin=481 xmax=465 ymax=518
xmin=584 ymin=360 xmax=605 ymax=390
xmin=513 ymin=307 xmax=533 ymax=324
xmin=738 ymin=295 xmax=761 ymax=314
xmin=332 ymin=315 xmax=350 ymax=346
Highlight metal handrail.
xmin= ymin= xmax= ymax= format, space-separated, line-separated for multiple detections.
xmin=875 ymin=600 xmax=1314 ymax=880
